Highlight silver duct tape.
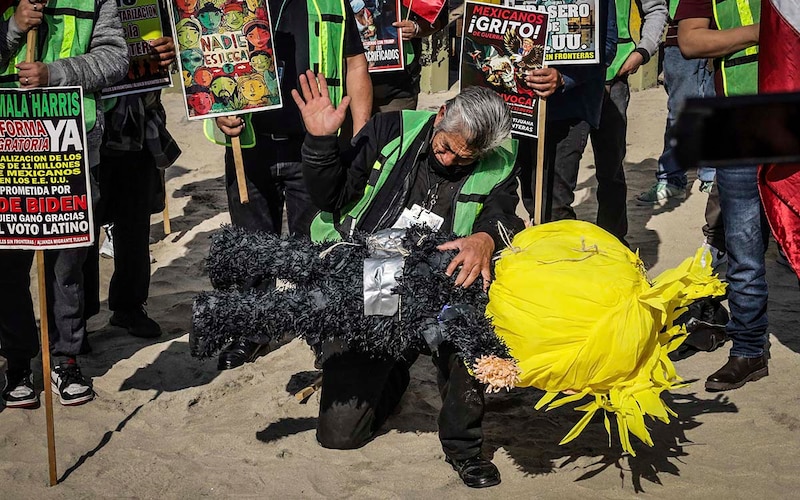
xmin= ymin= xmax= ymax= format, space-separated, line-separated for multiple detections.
xmin=366 ymin=228 xmax=408 ymax=258
xmin=363 ymin=255 xmax=404 ymax=316
xmin=362 ymin=228 xmax=410 ymax=316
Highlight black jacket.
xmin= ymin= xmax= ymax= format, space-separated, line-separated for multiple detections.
xmin=302 ymin=111 xmax=525 ymax=248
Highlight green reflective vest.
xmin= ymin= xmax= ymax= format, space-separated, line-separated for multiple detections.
xmin=712 ymin=0 xmax=760 ymax=96
xmin=0 ymin=0 xmax=98 ymax=130
xmin=607 ymin=0 xmax=636 ymax=80
xmin=310 ymin=110 xmax=518 ymax=243
xmin=669 ymin=0 xmax=679 ymax=19
xmin=204 ymin=0 xmax=346 ymax=148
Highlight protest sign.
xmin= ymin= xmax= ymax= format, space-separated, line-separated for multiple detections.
xmin=504 ymin=0 xmax=599 ymax=65
xmin=172 ymin=0 xmax=282 ymax=120
xmin=350 ymin=0 xmax=405 ymax=72
xmin=102 ymin=0 xmax=173 ymax=99
xmin=0 ymin=87 xmax=93 ymax=250
xmin=461 ymin=1 xmax=548 ymax=138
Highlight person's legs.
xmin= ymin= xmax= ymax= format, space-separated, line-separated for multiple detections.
xmin=100 ymin=150 xmax=156 ymax=303
xmin=640 ymin=48 xmax=713 ymax=202
xmin=219 ymin=136 xmax=299 ymax=368
xmin=45 ymin=248 xmax=90 ymax=358
xmin=590 ymin=79 xmax=630 ymax=243
xmin=317 ymin=351 xmax=415 ymax=449
xmin=100 ymin=149 xmax=163 ymax=338
xmin=0 ymin=251 xmax=39 ymax=407
xmin=545 ymin=119 xmax=590 ymax=223
xmin=224 ymin=136 xmax=286 ymax=234
xmin=44 ymin=248 xmax=95 ymax=406
xmin=516 ymin=137 xmax=537 ymax=221
xmin=702 ymin=180 xmax=726 ymax=254
xmin=433 ymin=342 xmax=500 ymax=488
xmin=706 ymin=165 xmax=770 ymax=391
xmin=433 ymin=343 xmax=484 ymax=460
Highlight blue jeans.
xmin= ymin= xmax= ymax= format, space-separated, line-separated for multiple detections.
xmin=716 ymin=165 xmax=770 ymax=357
xmin=657 ymin=46 xmax=716 ymax=187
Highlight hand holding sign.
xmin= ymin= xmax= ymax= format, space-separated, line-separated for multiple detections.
xmin=149 ymin=36 xmax=176 ymax=68
xmin=14 ymin=0 xmax=47 ymax=32
xmin=524 ymin=67 xmax=563 ymax=98
xmin=216 ymin=115 xmax=245 ymax=136
xmin=16 ymin=62 xmax=49 ymax=88
xmin=291 ymin=71 xmax=352 ymax=137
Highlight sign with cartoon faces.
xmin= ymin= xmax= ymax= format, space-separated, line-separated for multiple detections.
xmin=171 ymin=0 xmax=282 ymax=119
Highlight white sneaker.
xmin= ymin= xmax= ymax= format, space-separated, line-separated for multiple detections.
xmin=2 ymin=370 xmax=39 ymax=408
xmin=636 ymin=182 xmax=686 ymax=205
xmin=51 ymin=363 xmax=94 ymax=406
xmin=99 ymin=224 xmax=114 ymax=259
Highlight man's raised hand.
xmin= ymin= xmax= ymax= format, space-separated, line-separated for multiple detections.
xmin=291 ymin=70 xmax=351 ymax=137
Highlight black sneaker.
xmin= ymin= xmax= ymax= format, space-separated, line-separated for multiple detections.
xmin=110 ymin=306 xmax=162 ymax=338
xmin=51 ymin=363 xmax=94 ymax=406
xmin=2 ymin=370 xmax=39 ymax=408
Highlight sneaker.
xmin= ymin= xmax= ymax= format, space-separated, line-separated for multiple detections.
xmin=699 ymin=180 xmax=714 ymax=193
xmin=2 ymin=370 xmax=39 ymax=408
xmin=99 ymin=224 xmax=114 ymax=259
xmin=636 ymin=182 xmax=687 ymax=205
xmin=110 ymin=306 xmax=163 ymax=338
xmin=51 ymin=363 xmax=94 ymax=406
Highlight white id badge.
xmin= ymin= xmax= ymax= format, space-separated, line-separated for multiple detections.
xmin=392 ymin=204 xmax=444 ymax=231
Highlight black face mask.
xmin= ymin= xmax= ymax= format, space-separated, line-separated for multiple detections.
xmin=426 ymin=139 xmax=477 ymax=180
xmin=425 ymin=128 xmax=478 ymax=181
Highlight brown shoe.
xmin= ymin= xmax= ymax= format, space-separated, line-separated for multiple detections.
xmin=705 ymin=355 xmax=768 ymax=392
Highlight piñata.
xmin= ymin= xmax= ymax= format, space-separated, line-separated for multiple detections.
xmin=486 ymin=220 xmax=726 ymax=455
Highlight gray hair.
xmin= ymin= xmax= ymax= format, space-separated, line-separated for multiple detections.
xmin=434 ymin=86 xmax=512 ymax=155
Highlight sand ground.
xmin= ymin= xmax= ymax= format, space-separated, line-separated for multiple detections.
xmin=1 ymin=85 xmax=799 ymax=499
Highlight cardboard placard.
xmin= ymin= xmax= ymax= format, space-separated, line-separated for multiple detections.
xmin=172 ymin=0 xmax=282 ymax=120
xmin=461 ymin=1 xmax=549 ymax=138
xmin=0 ymin=87 xmax=93 ymax=250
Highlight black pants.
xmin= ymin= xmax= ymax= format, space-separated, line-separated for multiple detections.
xmin=518 ymin=82 xmax=629 ymax=244
xmin=584 ymin=79 xmax=630 ymax=242
xmin=97 ymin=148 xmax=161 ymax=311
xmin=0 ymin=247 xmax=91 ymax=370
xmin=317 ymin=343 xmax=485 ymax=460
xmin=224 ymin=135 xmax=316 ymax=237
xmin=518 ymin=118 xmax=589 ymax=224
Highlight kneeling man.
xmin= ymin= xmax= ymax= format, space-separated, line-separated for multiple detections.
xmin=293 ymin=72 xmax=524 ymax=488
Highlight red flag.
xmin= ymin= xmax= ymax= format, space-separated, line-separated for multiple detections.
xmin=402 ymin=0 xmax=446 ymax=25
xmin=758 ymin=0 xmax=800 ymax=275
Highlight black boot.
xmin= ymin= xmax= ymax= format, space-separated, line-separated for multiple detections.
xmin=110 ymin=306 xmax=162 ymax=338
xmin=706 ymin=355 xmax=768 ymax=392
xmin=445 ymin=456 xmax=501 ymax=488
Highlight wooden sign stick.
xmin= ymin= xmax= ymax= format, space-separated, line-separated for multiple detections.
xmin=27 ymin=26 xmax=58 ymax=486
xmin=533 ymin=99 xmax=547 ymax=226
xmin=161 ymin=171 xmax=171 ymax=235
xmin=36 ymin=250 xmax=58 ymax=486
xmin=294 ymin=374 xmax=323 ymax=402
xmin=231 ymin=135 xmax=249 ymax=204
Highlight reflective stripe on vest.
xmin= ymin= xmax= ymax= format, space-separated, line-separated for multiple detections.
xmin=310 ymin=110 xmax=518 ymax=243
xmin=0 ymin=0 xmax=98 ymax=130
xmin=712 ymin=0 xmax=760 ymax=96
xmin=669 ymin=0 xmax=679 ymax=19
xmin=607 ymin=0 xmax=636 ymax=80
xmin=205 ymin=0 xmax=346 ymax=148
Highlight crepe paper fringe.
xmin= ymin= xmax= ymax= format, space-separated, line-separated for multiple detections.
xmin=488 ymin=222 xmax=727 ymax=456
